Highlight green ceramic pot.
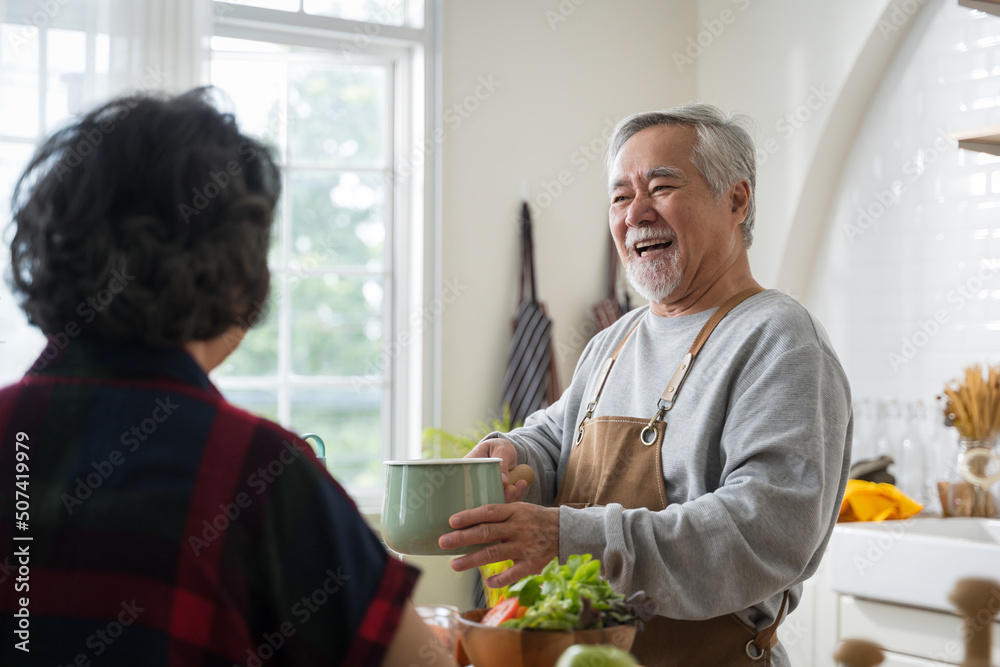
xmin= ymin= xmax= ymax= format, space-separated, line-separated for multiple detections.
xmin=381 ymin=458 xmax=504 ymax=556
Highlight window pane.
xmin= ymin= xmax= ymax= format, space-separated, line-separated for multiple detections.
xmin=219 ymin=389 xmax=279 ymax=423
xmin=211 ymin=55 xmax=287 ymax=157
xmin=0 ymin=140 xmax=45 ymax=384
xmin=0 ymin=141 xmax=35 ymax=209
xmin=290 ymin=170 xmax=386 ymax=269
xmin=1 ymin=23 xmax=40 ymax=139
xmin=287 ymin=62 xmax=386 ymax=167
xmin=216 ymin=306 xmax=279 ymax=377
xmin=224 ymin=0 xmax=302 ymax=10
xmin=289 ymin=387 xmax=382 ymax=487
xmin=46 ymin=28 xmax=86 ymax=129
xmin=290 ymin=274 xmax=383 ymax=376
xmin=303 ymin=0 xmax=405 ymax=26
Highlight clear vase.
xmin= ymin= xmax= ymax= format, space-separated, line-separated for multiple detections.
xmin=937 ymin=438 xmax=1000 ymax=518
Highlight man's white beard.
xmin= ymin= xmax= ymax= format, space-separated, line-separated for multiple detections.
xmin=624 ymin=251 xmax=682 ymax=304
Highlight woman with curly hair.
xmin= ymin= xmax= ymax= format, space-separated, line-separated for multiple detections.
xmin=0 ymin=89 xmax=454 ymax=667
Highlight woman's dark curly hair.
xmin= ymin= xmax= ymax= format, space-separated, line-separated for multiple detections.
xmin=7 ymin=87 xmax=281 ymax=345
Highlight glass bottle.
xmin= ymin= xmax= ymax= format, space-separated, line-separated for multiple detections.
xmin=851 ymin=398 xmax=875 ymax=463
xmin=897 ymin=401 xmax=929 ymax=506
xmin=875 ymin=400 xmax=902 ymax=473
xmin=940 ymin=437 xmax=1000 ymax=518
xmin=872 ymin=400 xmax=891 ymax=461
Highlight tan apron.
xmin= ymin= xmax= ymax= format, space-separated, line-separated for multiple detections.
xmin=555 ymin=287 xmax=789 ymax=667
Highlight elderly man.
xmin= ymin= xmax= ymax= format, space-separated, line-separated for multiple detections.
xmin=440 ymin=103 xmax=853 ymax=666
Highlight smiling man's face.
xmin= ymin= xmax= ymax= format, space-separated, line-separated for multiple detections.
xmin=609 ymin=123 xmax=745 ymax=309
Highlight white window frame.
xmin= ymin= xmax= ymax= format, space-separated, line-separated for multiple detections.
xmin=211 ymin=1 xmax=439 ymax=511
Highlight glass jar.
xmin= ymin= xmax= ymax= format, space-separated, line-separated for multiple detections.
xmin=415 ymin=604 xmax=459 ymax=653
xmin=937 ymin=438 xmax=1000 ymax=518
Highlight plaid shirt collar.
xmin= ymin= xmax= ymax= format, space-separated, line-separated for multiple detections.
xmin=28 ymin=335 xmax=220 ymax=395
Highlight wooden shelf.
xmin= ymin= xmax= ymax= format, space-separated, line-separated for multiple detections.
xmin=958 ymin=0 xmax=1000 ymax=17
xmin=952 ymin=125 xmax=1000 ymax=157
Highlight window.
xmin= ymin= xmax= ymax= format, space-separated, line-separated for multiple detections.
xmin=210 ymin=2 xmax=432 ymax=508
xmin=0 ymin=1 xmax=435 ymax=510
xmin=0 ymin=0 xmax=130 ymax=376
xmin=222 ymin=0 xmax=423 ymax=26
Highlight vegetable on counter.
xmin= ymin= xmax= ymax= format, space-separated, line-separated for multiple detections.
xmin=495 ymin=554 xmax=655 ymax=631
xmin=480 ymin=597 xmax=525 ymax=626
xmin=555 ymin=644 xmax=639 ymax=667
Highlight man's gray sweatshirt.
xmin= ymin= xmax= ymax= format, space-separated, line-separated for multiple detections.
xmin=489 ymin=289 xmax=853 ymax=663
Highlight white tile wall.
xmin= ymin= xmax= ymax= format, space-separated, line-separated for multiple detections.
xmin=810 ymin=0 xmax=1000 ymax=435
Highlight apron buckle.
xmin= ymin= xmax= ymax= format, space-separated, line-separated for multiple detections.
xmin=745 ymin=640 xmax=766 ymax=660
xmin=575 ymin=402 xmax=597 ymax=445
xmin=640 ymin=406 xmax=667 ymax=445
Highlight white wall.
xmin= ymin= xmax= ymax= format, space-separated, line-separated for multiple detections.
xmin=438 ymin=0 xmax=696 ymax=432
xmin=437 ymin=0 xmax=922 ymax=432
xmin=694 ymin=0 xmax=909 ymax=296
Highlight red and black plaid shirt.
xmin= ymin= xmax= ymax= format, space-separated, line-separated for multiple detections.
xmin=0 ymin=337 xmax=418 ymax=666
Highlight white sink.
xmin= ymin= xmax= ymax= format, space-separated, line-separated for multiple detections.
xmin=828 ymin=518 xmax=1000 ymax=613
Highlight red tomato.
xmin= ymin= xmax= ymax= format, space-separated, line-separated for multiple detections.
xmin=481 ymin=597 xmax=521 ymax=626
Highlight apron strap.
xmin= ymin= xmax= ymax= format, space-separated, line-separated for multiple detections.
xmin=576 ymin=319 xmax=643 ymax=444
xmin=591 ymin=319 xmax=642 ymax=401
xmin=518 ymin=202 xmax=538 ymax=305
xmin=750 ymin=590 xmax=789 ymax=656
xmin=579 ymin=286 xmax=764 ymax=445
xmin=656 ymin=286 xmax=764 ymax=411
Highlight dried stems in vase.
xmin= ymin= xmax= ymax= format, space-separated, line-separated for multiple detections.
xmin=940 ymin=363 xmax=1000 ymax=442
xmin=938 ymin=363 xmax=1000 ymax=518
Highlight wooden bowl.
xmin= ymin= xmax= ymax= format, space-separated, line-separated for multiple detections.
xmin=455 ymin=608 xmax=636 ymax=667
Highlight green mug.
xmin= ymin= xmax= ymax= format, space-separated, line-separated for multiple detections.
xmin=381 ymin=458 xmax=505 ymax=556
xmin=300 ymin=433 xmax=326 ymax=468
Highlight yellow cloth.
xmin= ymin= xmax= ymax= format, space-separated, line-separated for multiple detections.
xmin=479 ymin=560 xmax=513 ymax=607
xmin=838 ymin=479 xmax=923 ymax=522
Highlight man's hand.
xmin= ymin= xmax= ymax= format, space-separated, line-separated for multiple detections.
xmin=466 ymin=437 xmax=529 ymax=503
xmin=437 ymin=502 xmax=559 ymax=588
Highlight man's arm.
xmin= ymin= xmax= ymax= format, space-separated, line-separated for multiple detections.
xmin=472 ymin=330 xmax=609 ymax=506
